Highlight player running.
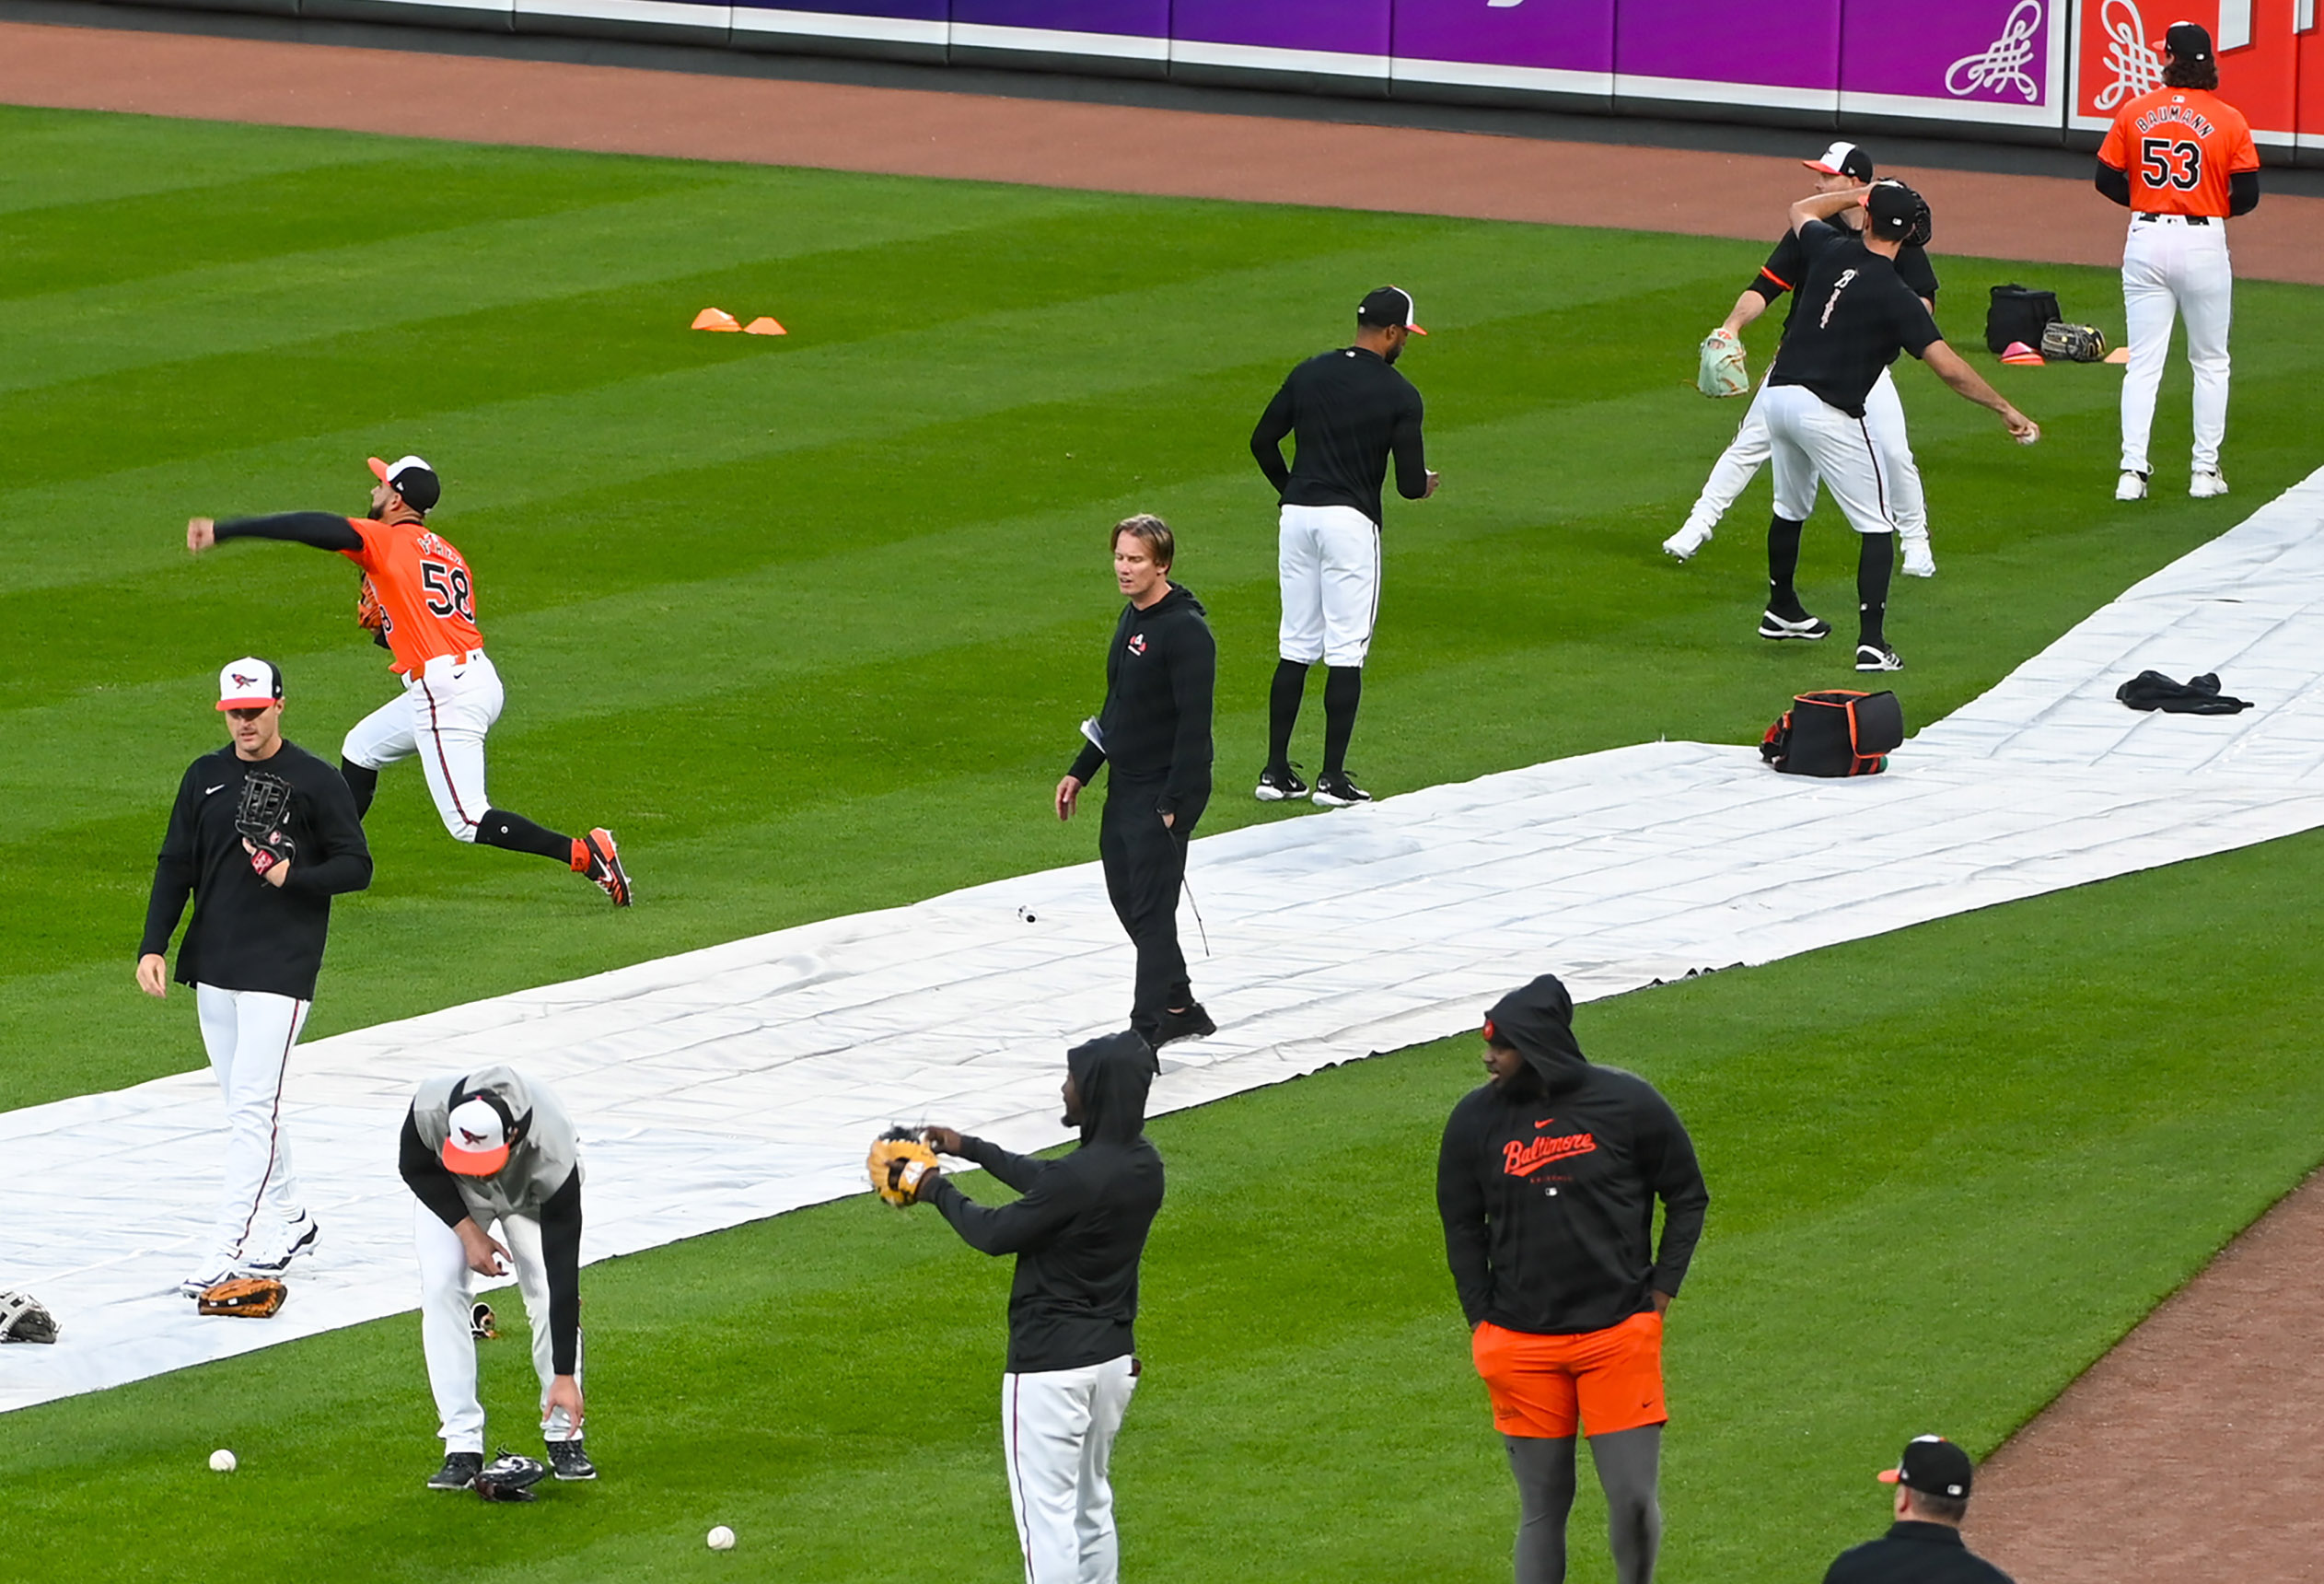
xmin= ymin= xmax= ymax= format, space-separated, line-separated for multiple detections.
xmin=184 ymin=456 xmax=631 ymax=905
xmin=2096 ymin=20 xmax=2260 ymax=501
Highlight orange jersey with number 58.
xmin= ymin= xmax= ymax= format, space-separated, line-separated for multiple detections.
xmin=339 ymin=518 xmax=483 ymax=675
xmin=2098 ymin=87 xmax=2258 ymax=218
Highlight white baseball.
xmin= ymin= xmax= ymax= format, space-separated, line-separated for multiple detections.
xmin=209 ymin=1449 xmax=237 ymax=1473
xmin=706 ymin=1525 xmax=736 ymax=1551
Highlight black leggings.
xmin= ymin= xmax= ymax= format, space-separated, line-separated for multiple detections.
xmin=1505 ymin=1427 xmax=1663 ymax=1584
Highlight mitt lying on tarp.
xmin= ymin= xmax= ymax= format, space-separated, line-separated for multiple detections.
xmin=1 ymin=1289 xmax=58 ymax=1343
xmin=197 ymin=1276 xmax=287 ymax=1318
xmin=2116 ymin=670 xmax=2253 ymax=715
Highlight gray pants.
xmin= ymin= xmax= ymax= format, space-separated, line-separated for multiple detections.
xmin=1505 ymin=1427 xmax=1663 ymax=1584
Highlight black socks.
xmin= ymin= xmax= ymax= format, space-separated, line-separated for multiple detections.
xmin=1766 ymin=515 xmax=1807 ymax=617
xmin=1322 ymin=667 xmax=1363 ymax=776
xmin=339 ymin=759 xmax=379 ymax=821
xmin=475 ymin=809 xmax=575 ymax=865
xmin=1858 ymin=531 xmax=1895 ymax=647
xmin=1266 ymin=658 xmax=1309 ymax=773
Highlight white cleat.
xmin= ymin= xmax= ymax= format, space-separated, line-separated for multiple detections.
xmin=2190 ymin=469 xmax=2229 ymax=499
xmin=2115 ymin=471 xmax=2149 ymax=501
xmin=1661 ymin=520 xmax=1714 ymax=563
xmin=1900 ymin=532 xmax=1935 ymax=578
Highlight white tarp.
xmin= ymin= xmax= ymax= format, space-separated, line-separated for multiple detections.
xmin=6 ymin=465 xmax=2322 ymax=1413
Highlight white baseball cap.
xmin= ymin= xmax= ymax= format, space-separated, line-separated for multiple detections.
xmin=441 ymin=1090 xmax=520 ymax=1176
xmin=216 ymin=657 xmax=283 ymax=712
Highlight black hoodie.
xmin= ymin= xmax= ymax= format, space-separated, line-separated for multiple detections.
xmin=1065 ymin=583 xmax=1214 ymax=828
xmin=925 ymin=1031 xmax=1168 ymax=1373
xmin=1436 ymin=974 xmax=1709 ymax=1335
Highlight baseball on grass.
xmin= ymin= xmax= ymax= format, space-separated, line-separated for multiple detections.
xmin=209 ymin=1449 xmax=237 ymax=1473
xmin=706 ymin=1525 xmax=736 ymax=1551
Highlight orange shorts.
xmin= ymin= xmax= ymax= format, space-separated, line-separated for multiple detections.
xmin=1471 ymin=1311 xmax=1667 ymax=1439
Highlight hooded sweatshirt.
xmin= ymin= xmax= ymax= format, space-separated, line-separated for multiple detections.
xmin=1436 ymin=974 xmax=1708 ymax=1335
xmin=924 ymin=1031 xmax=1168 ymax=1373
xmin=1065 ymin=584 xmax=1214 ymax=828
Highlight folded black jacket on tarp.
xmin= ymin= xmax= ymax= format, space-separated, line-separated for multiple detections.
xmin=2115 ymin=670 xmax=2253 ymax=715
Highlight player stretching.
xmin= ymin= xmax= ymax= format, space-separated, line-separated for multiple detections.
xmin=1249 ymin=285 xmax=1438 ymax=808
xmin=2096 ymin=20 xmax=2260 ymax=501
xmin=184 ymin=456 xmax=631 ymax=905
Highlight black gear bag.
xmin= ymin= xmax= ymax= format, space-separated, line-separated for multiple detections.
xmin=1760 ymin=690 xmax=1905 ymax=777
xmin=1986 ymin=284 xmax=2062 ymax=355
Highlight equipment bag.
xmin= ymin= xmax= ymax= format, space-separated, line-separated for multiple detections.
xmin=1986 ymin=284 xmax=2062 ymax=355
xmin=1760 ymin=690 xmax=1905 ymax=777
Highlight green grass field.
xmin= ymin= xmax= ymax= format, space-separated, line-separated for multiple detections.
xmin=5 ymin=101 xmax=2323 ymax=1582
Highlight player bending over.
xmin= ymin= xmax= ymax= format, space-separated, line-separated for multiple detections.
xmin=184 ymin=455 xmax=630 ymax=904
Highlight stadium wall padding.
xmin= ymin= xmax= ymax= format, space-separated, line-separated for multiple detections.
xmin=93 ymin=0 xmax=2324 ymax=163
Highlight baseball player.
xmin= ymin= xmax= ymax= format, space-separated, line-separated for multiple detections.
xmin=138 ymin=658 xmax=372 ymax=1295
xmin=900 ymin=1031 xmax=1165 ymax=1584
xmin=1058 ymin=516 xmax=1216 ymax=1051
xmin=183 ymin=455 xmax=631 ymax=905
xmin=1823 ymin=1437 xmax=2016 ymax=1584
xmin=399 ymin=1065 xmax=595 ymax=1490
xmin=1438 ymin=974 xmax=1708 ymax=1584
xmin=2096 ymin=20 xmax=2260 ymax=500
xmin=1249 ymin=285 xmax=1438 ymax=808
xmin=1670 ymin=141 xmax=1942 ymax=577
xmin=1757 ymin=181 xmax=2039 ymax=671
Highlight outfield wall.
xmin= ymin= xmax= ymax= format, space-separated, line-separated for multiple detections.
xmin=113 ymin=0 xmax=2324 ymax=162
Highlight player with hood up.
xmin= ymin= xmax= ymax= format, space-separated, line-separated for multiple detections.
xmin=908 ymin=1031 xmax=1166 ymax=1584
xmin=1437 ymin=973 xmax=1709 ymax=1584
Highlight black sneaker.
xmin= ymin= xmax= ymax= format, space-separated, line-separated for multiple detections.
xmin=546 ymin=1439 xmax=598 ymax=1481
xmin=1759 ymin=609 xmax=1832 ymax=641
xmin=1855 ymin=643 xmax=1904 ymax=672
xmin=427 ymin=1451 xmax=483 ymax=1491
xmin=1152 ymin=1003 xmax=1216 ymax=1048
xmin=1311 ymin=772 xmax=1373 ymax=808
xmin=1253 ymin=764 xmax=1309 ymax=802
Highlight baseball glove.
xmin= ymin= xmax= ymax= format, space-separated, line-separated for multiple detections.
xmin=197 ymin=1276 xmax=287 ymax=1318
xmin=475 ymin=1451 xmax=548 ymax=1503
xmin=356 ymin=576 xmax=385 ymax=632
xmin=471 ymin=1300 xmax=498 ymax=1340
xmin=1696 ymin=329 xmax=1749 ymax=398
xmin=235 ymin=771 xmax=296 ymax=879
xmin=867 ymin=1126 xmax=938 ymax=1206
xmin=0 ymin=1289 xmax=59 ymax=1344
xmin=1905 ymin=194 xmax=1934 ymax=250
xmin=2039 ymin=321 xmax=2109 ymax=362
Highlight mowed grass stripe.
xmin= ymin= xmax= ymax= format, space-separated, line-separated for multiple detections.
xmin=0 ymin=105 xmax=415 ymax=215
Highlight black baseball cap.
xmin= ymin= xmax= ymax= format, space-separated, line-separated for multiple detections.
xmin=2157 ymin=19 xmax=2213 ymax=62
xmin=1805 ymin=140 xmax=1875 ymax=182
xmin=1357 ymin=285 xmax=1428 ymax=335
xmin=1878 ymin=1436 xmax=1974 ymax=1500
xmin=367 ymin=453 xmax=442 ymax=513
xmin=1863 ymin=180 xmax=1921 ymax=241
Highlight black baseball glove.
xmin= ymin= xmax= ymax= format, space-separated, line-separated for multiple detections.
xmin=1905 ymin=194 xmax=1934 ymax=250
xmin=235 ymin=771 xmax=296 ymax=879
xmin=1 ymin=1289 xmax=59 ymax=1344
xmin=475 ymin=1450 xmax=549 ymax=1503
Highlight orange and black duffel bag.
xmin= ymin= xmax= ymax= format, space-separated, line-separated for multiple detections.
xmin=1760 ymin=690 xmax=1904 ymax=777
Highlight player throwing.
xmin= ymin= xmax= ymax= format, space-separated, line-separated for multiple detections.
xmin=184 ymin=456 xmax=630 ymax=904
xmin=2096 ymin=20 xmax=2260 ymax=500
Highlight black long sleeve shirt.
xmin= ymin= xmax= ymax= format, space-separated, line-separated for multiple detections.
xmin=140 ymin=741 xmax=371 ymax=1000
xmin=1066 ymin=583 xmax=1215 ymax=828
xmin=1824 ymin=1522 xmax=2016 ymax=1584
xmin=1250 ymin=345 xmax=1428 ymax=526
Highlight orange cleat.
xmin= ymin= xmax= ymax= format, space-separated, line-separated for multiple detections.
xmin=582 ymin=828 xmax=632 ymax=907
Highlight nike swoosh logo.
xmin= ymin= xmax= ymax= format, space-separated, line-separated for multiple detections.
xmin=1534 ymin=1118 xmax=1557 ymax=1130
xmin=204 ymin=785 xmax=227 ymax=795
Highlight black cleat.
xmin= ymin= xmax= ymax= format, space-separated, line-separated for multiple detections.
xmin=1253 ymin=764 xmax=1309 ymax=802
xmin=546 ymin=1439 xmax=598 ymax=1481
xmin=1152 ymin=1003 xmax=1217 ymax=1048
xmin=428 ymin=1451 xmax=483 ymax=1491
xmin=1310 ymin=772 xmax=1373 ymax=808
xmin=1855 ymin=643 xmax=1905 ymax=672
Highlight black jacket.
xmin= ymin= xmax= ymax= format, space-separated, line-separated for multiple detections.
xmin=1067 ymin=584 xmax=1215 ymax=828
xmin=140 ymin=741 xmax=372 ymax=1000
xmin=1824 ymin=1522 xmax=2016 ymax=1584
xmin=924 ymin=1031 xmax=1167 ymax=1374
xmin=1437 ymin=973 xmax=1708 ymax=1334
xmin=1250 ymin=345 xmax=1428 ymax=526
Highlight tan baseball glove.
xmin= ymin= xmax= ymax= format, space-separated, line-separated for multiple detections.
xmin=197 ymin=1276 xmax=287 ymax=1318
xmin=867 ymin=1126 xmax=939 ymax=1205
xmin=1696 ymin=329 xmax=1749 ymax=398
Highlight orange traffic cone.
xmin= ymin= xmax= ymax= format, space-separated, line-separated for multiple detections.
xmin=743 ymin=317 xmax=787 ymax=336
xmin=691 ymin=308 xmax=740 ymax=332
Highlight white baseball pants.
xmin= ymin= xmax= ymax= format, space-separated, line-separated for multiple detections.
xmin=414 ymin=1202 xmax=582 ymax=1455
xmin=1277 ymin=504 xmax=1381 ymax=668
xmin=343 ymin=650 xmax=505 ymax=842
xmin=1765 ymin=383 xmax=1900 ymax=536
xmin=2120 ymin=215 xmax=2233 ymax=475
xmin=1003 ymin=1356 xmax=1139 ymax=1584
xmin=1683 ymin=367 xmax=1924 ymax=536
xmin=193 ymin=984 xmax=308 ymax=1261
